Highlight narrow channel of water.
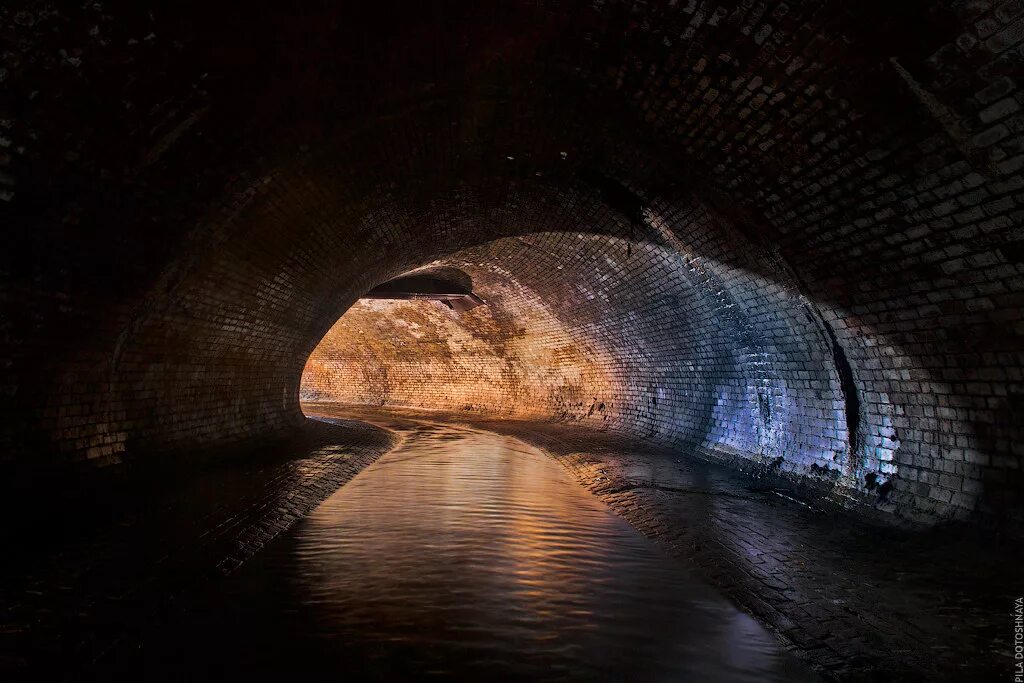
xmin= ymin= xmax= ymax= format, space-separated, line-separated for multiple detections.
xmin=116 ymin=421 xmax=814 ymax=681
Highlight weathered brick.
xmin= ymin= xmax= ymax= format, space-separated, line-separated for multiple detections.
xmin=978 ymin=96 xmax=1021 ymax=123
xmin=996 ymin=0 xmax=1024 ymax=23
xmin=975 ymin=76 xmax=1016 ymax=104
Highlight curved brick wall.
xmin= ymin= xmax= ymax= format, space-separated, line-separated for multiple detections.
xmin=4 ymin=2 xmax=1023 ymax=525
xmin=302 ymin=226 xmax=921 ymax=517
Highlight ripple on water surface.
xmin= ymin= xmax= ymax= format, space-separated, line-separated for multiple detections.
xmin=126 ymin=422 xmax=815 ymax=681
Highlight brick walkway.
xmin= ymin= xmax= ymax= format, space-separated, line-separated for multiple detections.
xmin=327 ymin=405 xmax=1017 ymax=681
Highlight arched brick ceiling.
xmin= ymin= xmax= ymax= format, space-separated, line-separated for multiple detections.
xmin=302 ymin=221 xmax=945 ymax=519
xmin=3 ymin=1 xmax=1022 ymax=524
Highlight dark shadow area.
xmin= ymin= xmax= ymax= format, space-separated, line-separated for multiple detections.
xmin=0 ymin=419 xmax=396 ymax=681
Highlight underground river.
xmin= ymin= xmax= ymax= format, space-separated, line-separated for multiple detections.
xmin=100 ymin=417 xmax=815 ymax=681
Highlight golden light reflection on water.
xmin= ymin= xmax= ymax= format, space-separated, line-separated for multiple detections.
xmin=140 ymin=421 xmax=816 ymax=681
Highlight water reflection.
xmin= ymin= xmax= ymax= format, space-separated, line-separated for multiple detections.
xmin=118 ymin=422 xmax=814 ymax=681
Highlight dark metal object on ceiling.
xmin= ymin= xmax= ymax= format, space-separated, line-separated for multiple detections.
xmin=362 ymin=275 xmax=485 ymax=312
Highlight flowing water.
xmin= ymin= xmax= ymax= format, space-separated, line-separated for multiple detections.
xmin=115 ymin=420 xmax=814 ymax=681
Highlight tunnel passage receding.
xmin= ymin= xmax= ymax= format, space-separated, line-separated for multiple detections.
xmin=301 ymin=228 xmax=930 ymax=518
xmin=302 ymin=258 xmax=618 ymax=420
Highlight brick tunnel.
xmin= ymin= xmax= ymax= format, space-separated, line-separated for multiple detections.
xmin=2 ymin=1 xmax=1023 ymax=680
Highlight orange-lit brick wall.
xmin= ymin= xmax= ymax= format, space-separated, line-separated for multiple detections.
xmin=302 ymin=282 xmax=617 ymax=421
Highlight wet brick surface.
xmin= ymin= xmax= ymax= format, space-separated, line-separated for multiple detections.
xmin=331 ymin=405 xmax=1018 ymax=681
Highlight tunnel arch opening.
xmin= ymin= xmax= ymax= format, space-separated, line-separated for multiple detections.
xmin=298 ymin=226 xmax=925 ymax=516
